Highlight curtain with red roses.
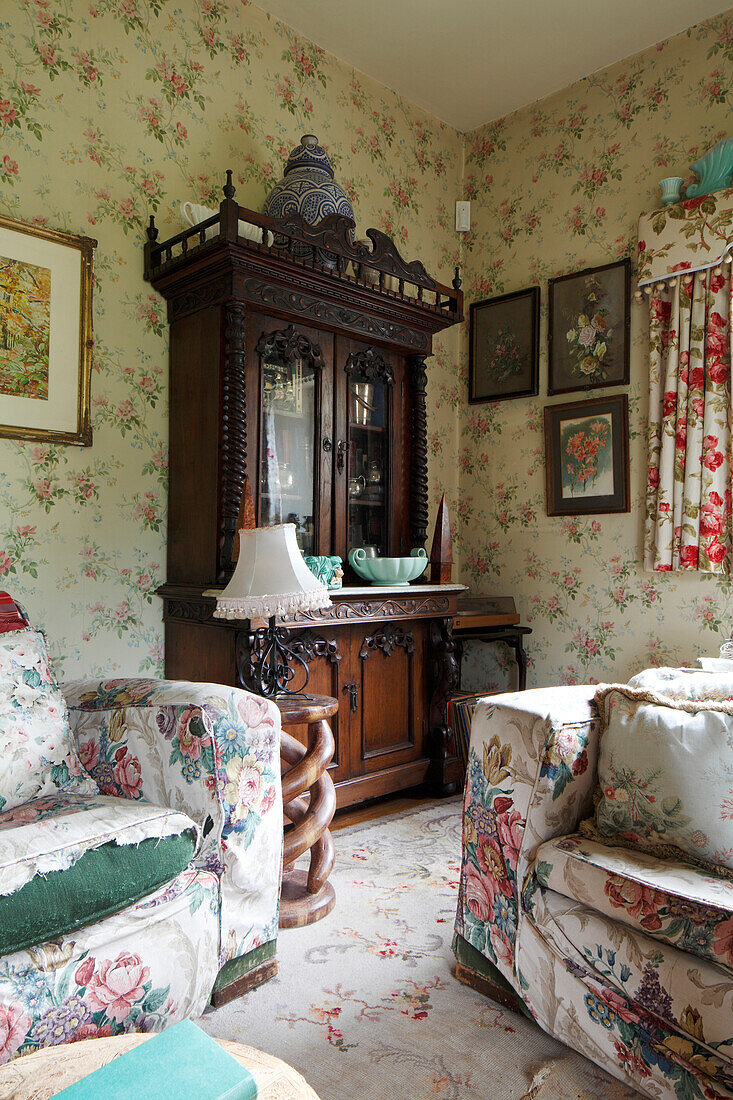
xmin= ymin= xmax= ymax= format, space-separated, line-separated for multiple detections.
xmin=644 ymin=265 xmax=732 ymax=571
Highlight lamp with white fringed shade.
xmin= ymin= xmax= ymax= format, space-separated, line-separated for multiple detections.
xmin=213 ymin=523 xmax=331 ymax=697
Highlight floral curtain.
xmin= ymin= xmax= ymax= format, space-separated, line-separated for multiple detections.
xmin=641 ymin=190 xmax=733 ymax=572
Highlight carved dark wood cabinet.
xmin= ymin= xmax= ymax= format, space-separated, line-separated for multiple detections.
xmin=145 ymin=174 xmax=464 ymax=808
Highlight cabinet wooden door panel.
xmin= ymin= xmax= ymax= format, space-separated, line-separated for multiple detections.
xmin=281 ymin=626 xmax=350 ymax=785
xmin=358 ymin=644 xmax=413 ymax=758
xmin=348 ymin=623 xmax=427 ymax=776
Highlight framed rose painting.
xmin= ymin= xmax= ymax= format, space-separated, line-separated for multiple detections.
xmin=468 ymin=286 xmax=539 ymax=403
xmin=0 ymin=213 xmax=95 ymax=445
xmin=544 ymin=394 xmax=629 ymax=516
xmin=548 ymin=258 xmax=630 ymax=395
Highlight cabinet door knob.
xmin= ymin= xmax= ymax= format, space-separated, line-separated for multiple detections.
xmin=322 ymin=437 xmax=332 ymax=453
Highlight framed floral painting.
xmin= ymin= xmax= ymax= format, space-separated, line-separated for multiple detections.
xmin=548 ymin=258 xmax=630 ymax=395
xmin=0 ymin=213 xmax=96 ymax=445
xmin=544 ymin=394 xmax=629 ymax=516
xmin=468 ymin=286 xmax=539 ymax=403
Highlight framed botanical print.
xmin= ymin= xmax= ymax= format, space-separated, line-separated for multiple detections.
xmin=468 ymin=286 xmax=539 ymax=403
xmin=544 ymin=394 xmax=629 ymax=516
xmin=548 ymin=258 xmax=630 ymax=395
xmin=0 ymin=213 xmax=96 ymax=445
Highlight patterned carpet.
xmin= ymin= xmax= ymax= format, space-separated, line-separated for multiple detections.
xmin=203 ymin=799 xmax=640 ymax=1099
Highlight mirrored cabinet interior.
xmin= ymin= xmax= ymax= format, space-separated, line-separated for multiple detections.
xmin=257 ymin=328 xmax=321 ymax=553
xmin=347 ymin=357 xmax=390 ymax=555
xmin=145 ymin=182 xmax=465 ymax=807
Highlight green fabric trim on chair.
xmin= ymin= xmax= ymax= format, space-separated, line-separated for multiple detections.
xmin=212 ymin=939 xmax=277 ymax=995
xmin=452 ymin=932 xmax=533 ymax=1020
xmin=0 ymin=830 xmax=196 ymax=958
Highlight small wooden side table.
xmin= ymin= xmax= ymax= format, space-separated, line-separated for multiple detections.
xmin=276 ymin=694 xmax=337 ymax=928
xmin=453 ymin=595 xmax=532 ymax=691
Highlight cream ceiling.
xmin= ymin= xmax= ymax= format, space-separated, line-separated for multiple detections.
xmin=256 ymin=0 xmax=731 ymax=131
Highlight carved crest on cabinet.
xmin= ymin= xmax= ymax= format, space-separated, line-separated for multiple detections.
xmin=289 ymin=631 xmax=343 ymax=665
xmin=359 ymin=627 xmax=415 ymax=660
xmin=271 ymin=211 xmax=437 ymax=290
xmin=169 ymin=275 xmax=232 ymax=321
xmin=255 ymin=324 xmax=324 ymax=368
xmin=241 ymin=279 xmax=430 ymax=352
xmin=344 ymin=347 xmax=394 ymax=386
xmin=282 ymin=595 xmax=451 ymax=625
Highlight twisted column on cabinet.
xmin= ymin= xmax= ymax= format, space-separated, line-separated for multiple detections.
xmin=409 ymin=354 xmax=429 ymax=549
xmin=276 ymin=695 xmax=337 ymax=927
xmin=219 ymin=302 xmax=247 ymax=580
xmin=428 ymin=617 xmax=461 ymax=797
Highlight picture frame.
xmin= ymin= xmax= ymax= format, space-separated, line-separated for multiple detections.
xmin=544 ymin=394 xmax=629 ymax=516
xmin=548 ymin=257 xmax=630 ymax=395
xmin=468 ymin=286 xmax=539 ymax=404
xmin=0 ymin=213 xmax=96 ymax=445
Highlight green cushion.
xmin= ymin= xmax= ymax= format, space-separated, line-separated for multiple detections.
xmin=0 ymin=830 xmax=196 ymax=957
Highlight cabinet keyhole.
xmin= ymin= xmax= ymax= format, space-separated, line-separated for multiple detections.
xmin=343 ymin=680 xmax=359 ymax=712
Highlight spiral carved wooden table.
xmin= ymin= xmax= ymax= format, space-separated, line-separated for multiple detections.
xmin=276 ymin=694 xmax=337 ymax=928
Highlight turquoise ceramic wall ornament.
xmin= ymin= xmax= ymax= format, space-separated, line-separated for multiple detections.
xmin=303 ymin=555 xmax=344 ymax=589
xmin=685 ymin=136 xmax=733 ymax=199
xmin=659 ymin=176 xmax=685 ymax=205
xmin=262 ymin=135 xmax=355 ymax=264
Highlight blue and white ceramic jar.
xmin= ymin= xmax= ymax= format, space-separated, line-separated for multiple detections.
xmin=263 ymin=134 xmax=355 ymax=263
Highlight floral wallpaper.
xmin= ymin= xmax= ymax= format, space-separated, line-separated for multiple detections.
xmin=1 ymin=1 xmax=731 ymax=688
xmin=454 ymin=11 xmax=733 ymax=692
xmin=0 ymin=0 xmax=462 ymax=675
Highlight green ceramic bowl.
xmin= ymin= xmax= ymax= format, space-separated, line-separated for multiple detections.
xmin=348 ymin=547 xmax=428 ymax=585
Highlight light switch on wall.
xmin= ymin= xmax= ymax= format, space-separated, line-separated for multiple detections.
xmin=455 ymin=200 xmax=471 ymax=232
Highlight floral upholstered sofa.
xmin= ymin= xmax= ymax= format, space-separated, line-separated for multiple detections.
xmin=0 ymin=596 xmax=282 ymax=1064
xmin=454 ymin=670 xmax=733 ymax=1100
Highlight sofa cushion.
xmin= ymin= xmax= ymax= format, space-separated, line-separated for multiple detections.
xmin=0 ymin=793 xmax=199 ymax=956
xmin=533 ymin=833 xmax=733 ymax=972
xmin=0 ymin=792 xmax=199 ymax=895
xmin=0 ymin=627 xmax=95 ymax=812
xmin=592 ymin=680 xmax=733 ymax=873
xmin=522 ymin=881 xmax=733 ymax=1087
xmin=630 ymin=665 xmax=733 ymax=703
xmin=0 ymin=830 xmax=196 ymax=957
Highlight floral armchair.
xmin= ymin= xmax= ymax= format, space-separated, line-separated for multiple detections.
xmin=454 ymin=685 xmax=733 ymax=1100
xmin=0 ymin=609 xmax=282 ymax=1065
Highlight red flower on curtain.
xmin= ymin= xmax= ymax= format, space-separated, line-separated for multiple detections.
xmin=679 ymin=545 xmax=699 ymax=568
xmin=707 ymin=540 xmax=727 ymax=564
xmin=700 ymin=499 xmax=723 ymax=537
xmin=675 ymin=416 xmax=687 ymax=450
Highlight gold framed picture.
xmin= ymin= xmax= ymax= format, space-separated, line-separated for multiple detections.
xmin=0 ymin=213 xmax=96 ymax=445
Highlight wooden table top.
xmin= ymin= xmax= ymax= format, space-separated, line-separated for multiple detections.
xmin=274 ymin=693 xmax=338 ymax=724
xmin=0 ymin=1033 xmax=320 ymax=1099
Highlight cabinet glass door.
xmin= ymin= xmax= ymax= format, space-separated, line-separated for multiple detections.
xmin=347 ymin=374 xmax=389 ymax=555
xmin=259 ymin=346 xmax=317 ymax=555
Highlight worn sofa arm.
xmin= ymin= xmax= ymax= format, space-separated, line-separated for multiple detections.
xmin=63 ymin=678 xmax=284 ymax=970
xmin=63 ymin=678 xmax=281 ymax=847
xmin=456 ymin=685 xmax=599 ymax=977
